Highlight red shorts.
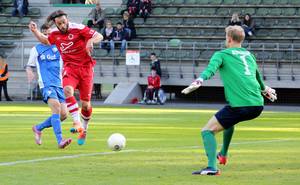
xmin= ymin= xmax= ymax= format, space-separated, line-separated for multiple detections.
xmin=62 ymin=65 xmax=94 ymax=101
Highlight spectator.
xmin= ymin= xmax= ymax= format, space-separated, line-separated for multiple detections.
xmin=139 ymin=0 xmax=152 ymax=21
xmin=0 ymin=53 xmax=13 ymax=101
xmin=122 ymin=11 xmax=136 ymax=40
xmin=12 ymin=0 xmax=28 ymax=17
xmin=228 ymin=13 xmax=241 ymax=26
xmin=87 ymin=2 xmax=105 ymax=31
xmin=242 ymin=13 xmax=255 ymax=37
xmin=100 ymin=20 xmax=115 ymax=52
xmin=111 ymin=22 xmax=128 ymax=55
xmin=150 ymin=52 xmax=161 ymax=77
xmin=127 ymin=0 xmax=140 ymax=17
xmin=145 ymin=68 xmax=160 ymax=103
xmin=85 ymin=0 xmax=97 ymax=4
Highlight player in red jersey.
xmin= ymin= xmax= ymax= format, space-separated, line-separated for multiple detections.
xmin=29 ymin=10 xmax=103 ymax=145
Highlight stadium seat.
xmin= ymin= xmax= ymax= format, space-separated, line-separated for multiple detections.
xmin=145 ymin=18 xmax=156 ymax=25
xmin=12 ymin=27 xmax=22 ymax=35
xmin=262 ymin=0 xmax=275 ymax=4
xmin=171 ymin=18 xmax=183 ymax=25
xmin=251 ymin=0 xmax=262 ymax=4
xmin=257 ymin=30 xmax=269 ymax=37
xmin=191 ymin=8 xmax=202 ymax=15
xmin=236 ymin=0 xmax=248 ymax=4
xmin=7 ymin=17 xmax=19 ymax=24
xmin=20 ymin=17 xmax=31 ymax=25
xmin=0 ymin=27 xmax=10 ymax=34
xmin=256 ymin=51 xmax=271 ymax=60
xmin=203 ymin=8 xmax=216 ymax=15
xmin=269 ymin=8 xmax=282 ymax=16
xmin=115 ymin=7 xmax=125 ymax=15
xmin=263 ymin=18 xmax=278 ymax=26
xmin=202 ymin=29 xmax=216 ymax=36
xmin=176 ymin=29 xmax=190 ymax=36
xmin=152 ymin=8 xmax=165 ymax=15
xmin=151 ymin=28 xmax=162 ymax=36
xmin=134 ymin=18 xmax=144 ymax=25
xmin=174 ymin=50 xmax=187 ymax=58
xmin=168 ymin=39 xmax=181 ymax=47
xmin=104 ymin=8 xmax=115 ymax=15
xmin=184 ymin=19 xmax=197 ymax=25
xmin=209 ymin=0 xmax=222 ymax=4
xmin=290 ymin=0 xmax=300 ymax=5
xmin=195 ymin=0 xmax=209 ymax=4
xmin=270 ymin=52 xmax=284 ymax=60
xmin=1 ymin=0 xmax=13 ymax=4
xmin=189 ymin=29 xmax=202 ymax=36
xmin=229 ymin=8 xmax=242 ymax=15
xmin=242 ymin=8 xmax=256 ymax=15
xmin=28 ymin=8 xmax=41 ymax=16
xmin=136 ymin=28 xmax=149 ymax=36
xmin=198 ymin=18 xmax=211 ymax=25
xmin=282 ymin=30 xmax=297 ymax=37
xmin=161 ymin=50 xmax=175 ymax=58
xmin=156 ymin=18 xmax=169 ymax=25
xmin=217 ymin=8 xmax=229 ymax=16
xmin=223 ymin=0 xmax=235 ymax=5
xmin=0 ymin=17 xmax=7 ymax=24
xmin=160 ymin=0 xmax=173 ymax=5
xmin=185 ymin=0 xmax=197 ymax=5
xmin=256 ymin=8 xmax=269 ymax=16
xmin=173 ymin=0 xmax=185 ymax=5
xmin=200 ymin=50 xmax=214 ymax=60
xmin=140 ymin=50 xmax=149 ymax=58
xmin=165 ymin=7 xmax=178 ymax=15
xmin=94 ymin=49 xmax=108 ymax=57
xmin=178 ymin=8 xmax=192 ymax=15
xmin=4 ymin=7 xmax=13 ymax=14
xmin=282 ymin=8 xmax=296 ymax=16
xmin=164 ymin=29 xmax=177 ymax=36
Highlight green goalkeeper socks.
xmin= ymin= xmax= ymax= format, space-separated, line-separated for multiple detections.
xmin=220 ymin=126 xmax=235 ymax=156
xmin=201 ymin=130 xmax=217 ymax=170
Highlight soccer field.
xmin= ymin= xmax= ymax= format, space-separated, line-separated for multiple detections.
xmin=0 ymin=104 xmax=299 ymax=185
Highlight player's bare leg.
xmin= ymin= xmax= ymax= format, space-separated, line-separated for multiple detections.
xmin=64 ymin=86 xmax=83 ymax=133
xmin=192 ymin=116 xmax=224 ymax=175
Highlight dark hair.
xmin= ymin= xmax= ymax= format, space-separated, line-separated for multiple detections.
xmin=151 ymin=67 xmax=157 ymax=71
xmin=150 ymin=52 xmax=156 ymax=56
xmin=40 ymin=23 xmax=50 ymax=31
xmin=116 ymin=22 xmax=123 ymax=25
xmin=47 ymin=10 xmax=68 ymax=24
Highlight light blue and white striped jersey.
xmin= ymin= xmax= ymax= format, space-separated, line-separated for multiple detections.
xmin=27 ymin=44 xmax=63 ymax=89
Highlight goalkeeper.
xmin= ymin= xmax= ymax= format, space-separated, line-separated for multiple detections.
xmin=182 ymin=26 xmax=277 ymax=176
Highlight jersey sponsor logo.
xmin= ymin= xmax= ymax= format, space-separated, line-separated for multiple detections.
xmin=68 ymin=34 xmax=74 ymax=40
xmin=40 ymin=54 xmax=58 ymax=61
xmin=60 ymin=42 xmax=74 ymax=52
xmin=52 ymin=47 xmax=58 ymax=53
xmin=40 ymin=54 xmax=46 ymax=60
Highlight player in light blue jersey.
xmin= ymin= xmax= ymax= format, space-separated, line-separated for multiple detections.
xmin=26 ymin=24 xmax=72 ymax=149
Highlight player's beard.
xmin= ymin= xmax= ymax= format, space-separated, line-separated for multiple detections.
xmin=56 ymin=24 xmax=69 ymax=34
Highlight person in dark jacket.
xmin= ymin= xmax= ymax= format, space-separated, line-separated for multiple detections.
xmin=100 ymin=20 xmax=115 ymax=52
xmin=122 ymin=11 xmax=136 ymax=40
xmin=110 ymin=22 xmax=128 ymax=55
xmin=127 ymin=0 xmax=140 ymax=17
xmin=139 ymin=0 xmax=152 ymax=21
xmin=242 ymin=13 xmax=256 ymax=37
xmin=0 ymin=52 xmax=12 ymax=101
xmin=12 ymin=0 xmax=28 ymax=17
xmin=228 ymin=13 xmax=241 ymax=26
xmin=150 ymin=52 xmax=161 ymax=77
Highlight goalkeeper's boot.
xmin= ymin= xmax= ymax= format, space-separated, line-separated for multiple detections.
xmin=77 ymin=127 xmax=87 ymax=145
xmin=32 ymin=125 xmax=42 ymax=145
xmin=217 ymin=152 xmax=228 ymax=165
xmin=192 ymin=167 xmax=220 ymax=176
xmin=70 ymin=121 xmax=82 ymax=134
xmin=58 ymin=138 xmax=72 ymax=149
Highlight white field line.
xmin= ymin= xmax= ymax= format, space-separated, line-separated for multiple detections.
xmin=0 ymin=139 xmax=295 ymax=167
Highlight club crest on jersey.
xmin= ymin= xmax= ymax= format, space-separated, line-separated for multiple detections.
xmin=52 ymin=47 xmax=58 ymax=53
xmin=60 ymin=42 xmax=74 ymax=52
xmin=68 ymin=34 xmax=74 ymax=40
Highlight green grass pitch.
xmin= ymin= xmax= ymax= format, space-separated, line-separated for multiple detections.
xmin=0 ymin=104 xmax=300 ymax=185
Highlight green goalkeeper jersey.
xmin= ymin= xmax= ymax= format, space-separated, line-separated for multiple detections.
xmin=200 ymin=47 xmax=265 ymax=107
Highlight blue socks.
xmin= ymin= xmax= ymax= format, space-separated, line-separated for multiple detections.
xmin=36 ymin=116 xmax=52 ymax=131
xmin=35 ymin=114 xmax=63 ymax=144
xmin=51 ymin=114 xmax=62 ymax=144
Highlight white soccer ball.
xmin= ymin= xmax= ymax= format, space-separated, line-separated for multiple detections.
xmin=107 ymin=133 xmax=126 ymax=151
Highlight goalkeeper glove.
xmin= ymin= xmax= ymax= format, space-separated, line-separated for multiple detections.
xmin=181 ymin=78 xmax=203 ymax=95
xmin=262 ymin=86 xmax=277 ymax=102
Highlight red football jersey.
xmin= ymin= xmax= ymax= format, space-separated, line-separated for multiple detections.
xmin=148 ymin=75 xmax=161 ymax=89
xmin=48 ymin=22 xmax=97 ymax=67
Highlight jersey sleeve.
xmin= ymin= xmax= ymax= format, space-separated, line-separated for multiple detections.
xmin=27 ymin=47 xmax=38 ymax=67
xmin=48 ymin=33 xmax=55 ymax=45
xmin=256 ymin=69 xmax=266 ymax=91
xmin=80 ymin=25 xmax=97 ymax=40
xmin=200 ymin=52 xmax=223 ymax=80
